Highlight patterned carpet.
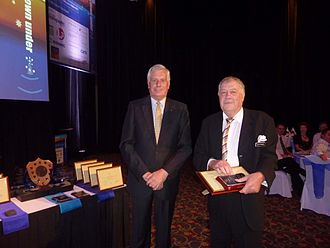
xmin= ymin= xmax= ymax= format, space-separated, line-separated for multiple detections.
xmin=101 ymin=154 xmax=330 ymax=248
xmin=159 ymin=162 xmax=330 ymax=248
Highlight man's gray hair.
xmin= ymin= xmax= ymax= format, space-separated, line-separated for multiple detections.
xmin=147 ymin=64 xmax=171 ymax=81
xmin=218 ymin=76 xmax=245 ymax=96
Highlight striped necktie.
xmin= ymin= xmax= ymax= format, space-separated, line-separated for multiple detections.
xmin=155 ymin=101 xmax=162 ymax=144
xmin=222 ymin=118 xmax=233 ymax=161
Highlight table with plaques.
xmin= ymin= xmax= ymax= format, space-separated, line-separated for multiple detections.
xmin=0 ymin=185 xmax=129 ymax=248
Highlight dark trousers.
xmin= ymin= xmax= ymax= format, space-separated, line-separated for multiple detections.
xmin=277 ymin=157 xmax=305 ymax=194
xmin=130 ymin=193 xmax=176 ymax=248
xmin=208 ymin=193 xmax=262 ymax=248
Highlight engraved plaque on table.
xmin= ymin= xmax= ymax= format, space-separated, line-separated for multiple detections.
xmin=97 ymin=166 xmax=124 ymax=191
xmin=89 ymin=163 xmax=112 ymax=187
xmin=0 ymin=176 xmax=10 ymax=203
xmin=74 ymin=159 xmax=98 ymax=181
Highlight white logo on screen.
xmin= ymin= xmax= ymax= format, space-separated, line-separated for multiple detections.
xmin=19 ymin=56 xmax=42 ymax=94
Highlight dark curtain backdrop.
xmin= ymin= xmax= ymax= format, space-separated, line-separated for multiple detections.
xmin=0 ymin=100 xmax=54 ymax=178
xmin=0 ymin=63 xmax=96 ymax=178
xmin=96 ymin=0 xmax=329 ymax=153
xmin=1 ymin=0 xmax=329 ymax=178
xmin=50 ymin=65 xmax=97 ymax=156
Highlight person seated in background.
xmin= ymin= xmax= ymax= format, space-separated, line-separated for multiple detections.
xmin=276 ymin=123 xmax=304 ymax=194
xmin=276 ymin=123 xmax=292 ymax=157
xmin=312 ymin=128 xmax=330 ymax=161
xmin=294 ymin=122 xmax=312 ymax=155
xmin=312 ymin=121 xmax=329 ymax=145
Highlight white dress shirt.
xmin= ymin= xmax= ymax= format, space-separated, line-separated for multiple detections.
xmin=207 ymin=108 xmax=243 ymax=169
xmin=222 ymin=108 xmax=243 ymax=167
xmin=276 ymin=134 xmax=291 ymax=159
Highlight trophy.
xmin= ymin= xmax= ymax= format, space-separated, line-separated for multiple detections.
xmin=15 ymin=157 xmax=73 ymax=202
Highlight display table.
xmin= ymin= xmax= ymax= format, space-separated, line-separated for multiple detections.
xmin=297 ymin=155 xmax=330 ymax=216
xmin=294 ymin=154 xmax=330 ymax=198
xmin=0 ymin=187 xmax=129 ymax=248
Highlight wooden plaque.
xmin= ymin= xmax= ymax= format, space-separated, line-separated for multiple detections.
xmin=88 ymin=163 xmax=113 ymax=187
xmin=81 ymin=162 xmax=105 ymax=183
xmin=74 ymin=159 xmax=98 ymax=181
xmin=97 ymin=166 xmax=124 ymax=191
xmin=196 ymin=166 xmax=249 ymax=195
xmin=0 ymin=176 xmax=10 ymax=203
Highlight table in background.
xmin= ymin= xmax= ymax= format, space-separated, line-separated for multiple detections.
xmin=297 ymin=154 xmax=330 ymax=216
xmin=0 ymin=187 xmax=129 ymax=248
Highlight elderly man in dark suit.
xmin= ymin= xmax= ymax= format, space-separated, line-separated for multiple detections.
xmin=193 ymin=76 xmax=277 ymax=248
xmin=120 ymin=64 xmax=192 ymax=248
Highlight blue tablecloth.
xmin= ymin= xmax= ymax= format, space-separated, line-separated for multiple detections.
xmin=303 ymin=155 xmax=330 ymax=199
xmin=293 ymin=154 xmax=302 ymax=165
xmin=45 ymin=193 xmax=82 ymax=214
xmin=76 ymin=182 xmax=115 ymax=202
xmin=0 ymin=201 xmax=29 ymax=235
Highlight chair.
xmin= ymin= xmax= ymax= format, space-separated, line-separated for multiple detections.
xmin=300 ymin=163 xmax=330 ymax=216
xmin=268 ymin=171 xmax=292 ymax=198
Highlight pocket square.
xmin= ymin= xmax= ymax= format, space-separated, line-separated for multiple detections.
xmin=255 ymin=135 xmax=267 ymax=147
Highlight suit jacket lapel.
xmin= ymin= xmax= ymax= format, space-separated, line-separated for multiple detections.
xmin=238 ymin=109 xmax=254 ymax=161
xmin=159 ymin=99 xmax=174 ymax=143
xmin=141 ymin=97 xmax=155 ymax=142
xmin=216 ymin=112 xmax=223 ymax=158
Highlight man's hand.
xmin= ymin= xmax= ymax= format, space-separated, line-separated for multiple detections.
xmin=146 ymin=169 xmax=169 ymax=190
xmin=236 ymin=172 xmax=265 ymax=194
xmin=142 ymin=172 xmax=152 ymax=182
xmin=208 ymin=159 xmax=233 ymax=175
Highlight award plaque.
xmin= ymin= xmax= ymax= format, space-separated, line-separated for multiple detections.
xmin=26 ymin=157 xmax=53 ymax=186
xmin=74 ymin=159 xmax=98 ymax=181
xmin=71 ymin=190 xmax=89 ymax=198
xmin=216 ymin=173 xmax=246 ymax=191
xmin=15 ymin=158 xmax=73 ymax=202
xmin=51 ymin=194 xmax=73 ymax=203
xmin=97 ymin=166 xmax=124 ymax=191
xmin=0 ymin=176 xmax=10 ymax=203
xmin=88 ymin=163 xmax=112 ymax=187
xmin=81 ymin=161 xmax=105 ymax=183
xmin=196 ymin=166 xmax=249 ymax=195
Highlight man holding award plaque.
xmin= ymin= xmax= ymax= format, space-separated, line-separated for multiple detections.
xmin=194 ymin=76 xmax=277 ymax=248
xmin=120 ymin=64 xmax=192 ymax=248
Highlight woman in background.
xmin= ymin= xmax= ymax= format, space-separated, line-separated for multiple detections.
xmin=294 ymin=122 xmax=312 ymax=155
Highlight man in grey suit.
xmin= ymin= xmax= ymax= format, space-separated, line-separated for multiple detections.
xmin=194 ymin=76 xmax=277 ymax=248
xmin=120 ymin=64 xmax=192 ymax=248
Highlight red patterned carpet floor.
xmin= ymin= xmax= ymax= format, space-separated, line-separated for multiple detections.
xmin=103 ymin=152 xmax=330 ymax=248
xmin=149 ymin=161 xmax=330 ymax=248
